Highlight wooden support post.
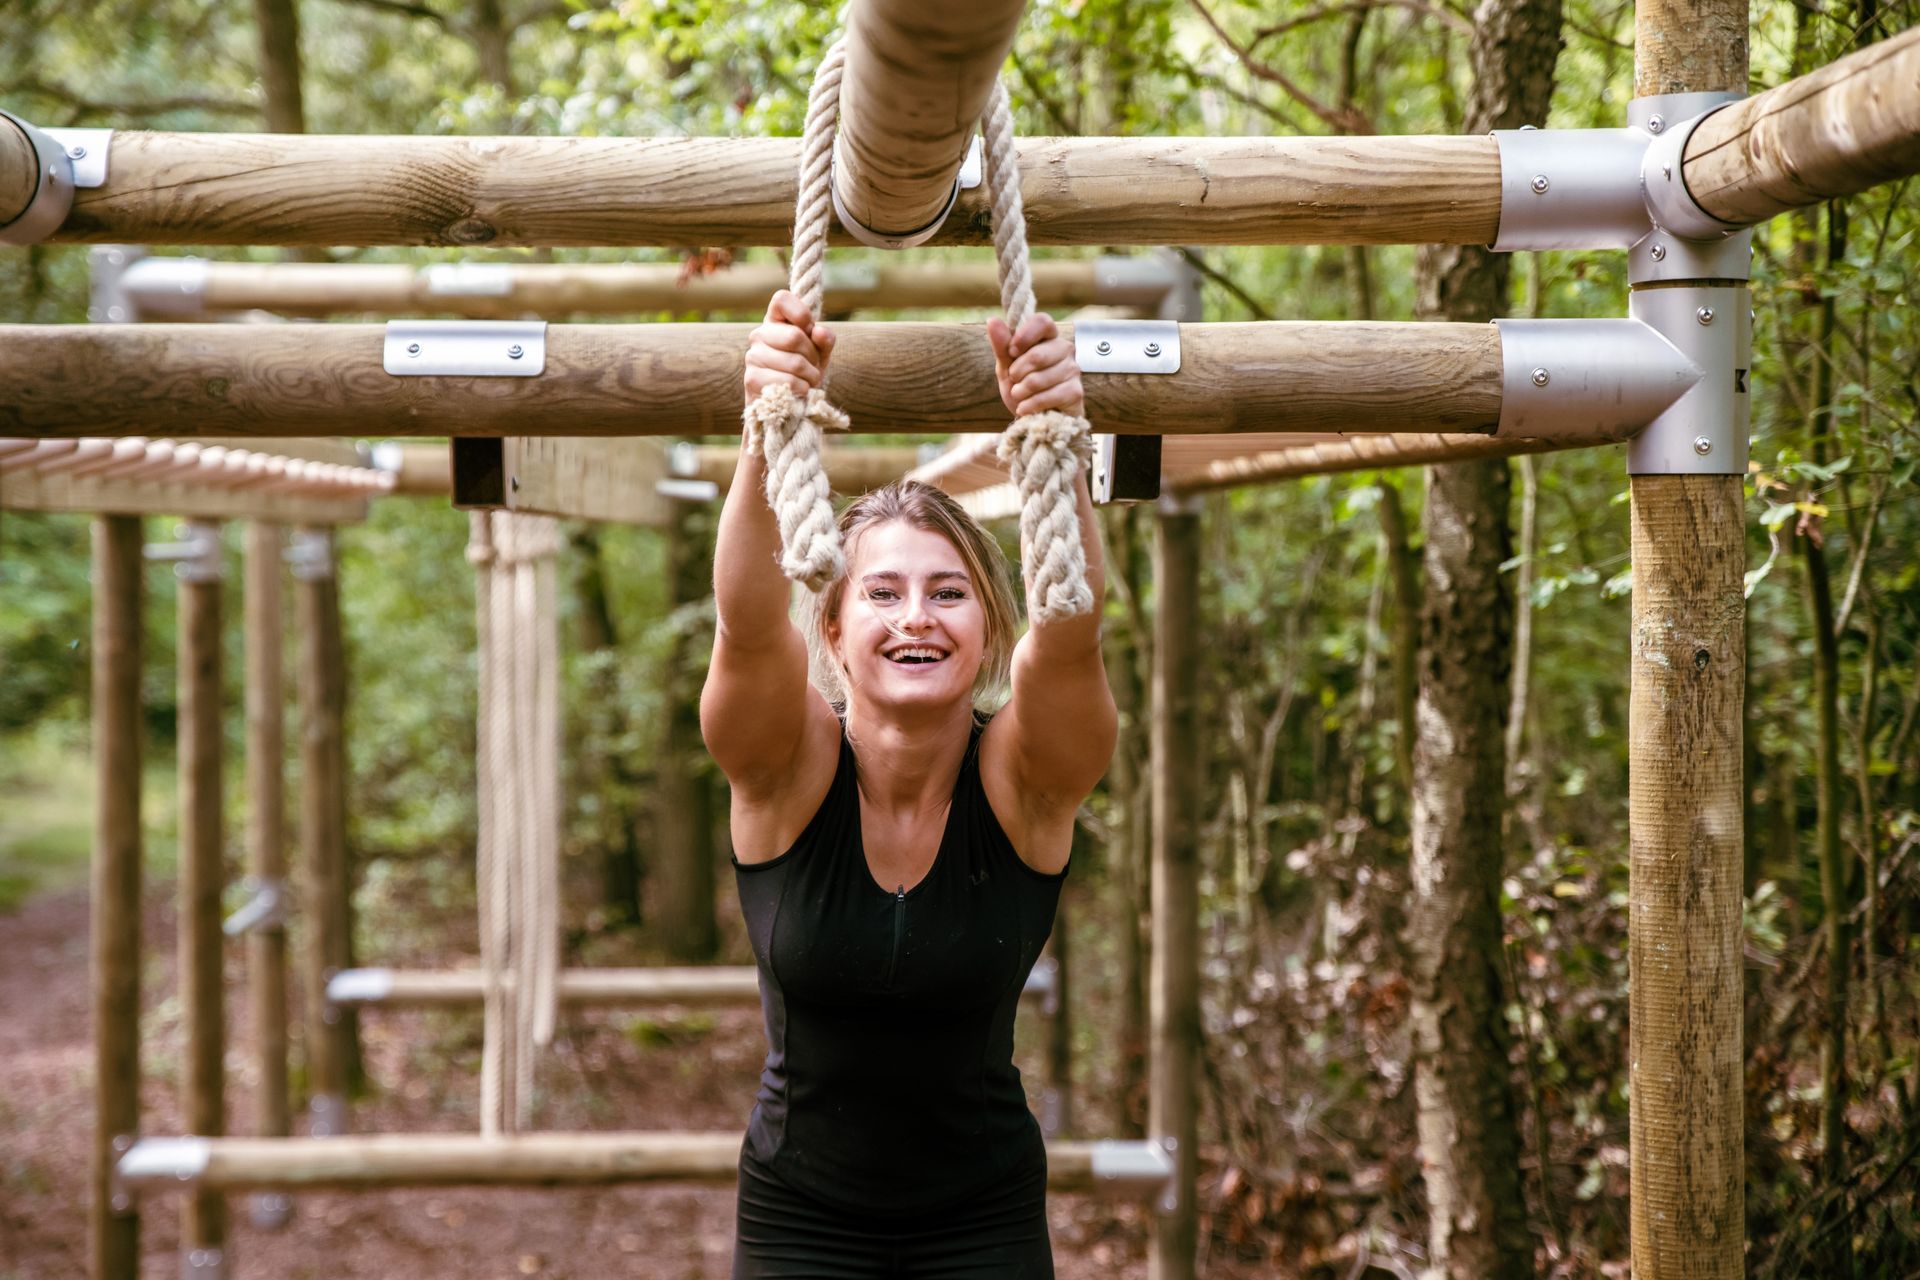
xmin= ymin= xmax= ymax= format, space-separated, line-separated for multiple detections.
xmin=39 ymin=132 xmax=1502 ymax=249
xmin=1150 ymin=497 xmax=1201 ymax=1280
xmin=833 ymin=0 xmax=1028 ymax=240
xmin=0 ymin=321 xmax=1505 ymax=440
xmin=294 ymin=528 xmax=353 ymax=1137
xmin=1685 ymin=26 xmax=1920 ymax=228
xmin=90 ymin=515 xmax=143 ymax=1280
xmin=242 ymin=523 xmax=293 ymax=1229
xmin=1629 ymin=1 xmax=1747 ymax=1276
xmin=174 ymin=522 xmax=228 ymax=1271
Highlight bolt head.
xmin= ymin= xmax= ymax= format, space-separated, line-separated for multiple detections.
xmin=68 ymin=144 xmax=87 ymax=159
xmin=507 ymin=343 xmax=524 ymax=359
xmin=106 ymin=304 xmax=126 ymax=322
xmin=1530 ymin=174 xmax=1550 ymax=194
xmin=1531 ymin=367 xmax=1550 ymax=387
xmin=1696 ymin=306 xmax=1715 ymax=325
xmin=406 ymin=342 xmax=421 ymax=356
xmin=1693 ymin=436 xmax=1713 ymax=455
xmin=1649 ymin=244 xmax=1667 ymax=261
xmin=1143 ymin=341 xmax=1162 ymax=358
xmin=1647 ymin=114 xmax=1666 ymax=134
xmin=1095 ymin=339 xmax=1112 ymax=356
xmin=110 ymin=1194 xmax=131 ymax=1213
xmin=1662 ymin=164 xmax=1673 ymax=180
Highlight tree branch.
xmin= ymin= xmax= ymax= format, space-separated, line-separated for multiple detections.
xmin=8 ymin=77 xmax=258 ymax=126
xmin=1173 ymin=247 xmax=1275 ymax=322
xmin=321 ymin=0 xmax=450 ymax=26
xmin=1249 ymin=0 xmax=1471 ymax=50
xmin=1190 ymin=0 xmax=1373 ymax=133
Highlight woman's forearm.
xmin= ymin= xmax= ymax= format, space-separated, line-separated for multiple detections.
xmin=712 ymin=443 xmax=797 ymax=645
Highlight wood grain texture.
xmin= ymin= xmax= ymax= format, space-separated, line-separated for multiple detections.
xmin=1628 ymin=476 xmax=1746 ymax=1280
xmin=0 ymin=116 xmax=39 ymax=229
xmin=0 ymin=321 xmax=1504 ymax=438
xmin=0 ymin=465 xmax=369 ymax=522
xmin=497 ymin=438 xmax=671 ymax=526
xmin=177 ymin=565 xmax=228 ymax=1256
xmin=1684 ymin=27 xmax=1920 ymax=227
xmin=1150 ymin=508 xmax=1202 ymax=1280
xmin=150 ymin=258 xmax=1134 ymax=318
xmin=1634 ymin=0 xmax=1746 ymax=96
xmin=119 ymin=1134 xmax=1135 ymax=1194
xmin=834 ymin=0 xmax=1028 ymax=236
xmin=244 ymin=524 xmax=292 ymax=1149
xmin=296 ymin=536 xmax=352 ymax=1121
xmin=1165 ymin=431 xmax=1624 ymax=492
xmin=90 ymin=516 xmax=143 ymax=1280
xmin=50 ymin=133 xmax=1503 ymax=248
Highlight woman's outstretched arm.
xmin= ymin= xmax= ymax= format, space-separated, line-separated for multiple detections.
xmin=700 ymin=291 xmax=838 ymax=796
xmin=983 ymin=314 xmax=1119 ymax=837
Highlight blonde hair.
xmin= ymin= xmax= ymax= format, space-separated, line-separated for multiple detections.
xmin=800 ymin=480 xmax=1018 ymax=713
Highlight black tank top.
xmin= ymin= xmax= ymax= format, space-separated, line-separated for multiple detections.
xmin=734 ymin=720 xmax=1066 ymax=1218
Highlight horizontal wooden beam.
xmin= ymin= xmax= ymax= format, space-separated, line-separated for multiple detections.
xmin=328 ymin=963 xmax=1054 ymax=1008
xmin=1163 ymin=429 xmax=1625 ymax=493
xmin=686 ymin=444 xmax=926 ymax=493
xmin=1 ymin=115 xmax=39 ymax=228
xmin=22 ymin=132 xmax=1501 ymax=248
xmin=117 ymin=1133 xmax=1161 ymax=1195
xmin=1 ymin=437 xmax=379 ymax=522
xmin=1685 ymin=25 xmax=1920 ymax=228
xmin=451 ymin=438 xmax=673 ymax=526
xmin=118 ymin=257 xmax=1177 ymax=319
xmin=0 ymin=321 xmax=1505 ymax=439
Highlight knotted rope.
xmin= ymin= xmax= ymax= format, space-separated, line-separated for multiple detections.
xmin=469 ymin=510 xmax=563 ymax=1136
xmin=747 ymin=41 xmax=1096 ymax=624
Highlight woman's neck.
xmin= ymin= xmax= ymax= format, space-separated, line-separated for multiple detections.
xmin=843 ymin=699 xmax=974 ymax=817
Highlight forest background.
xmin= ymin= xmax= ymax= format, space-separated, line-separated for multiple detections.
xmin=1 ymin=0 xmax=1917 ymax=1275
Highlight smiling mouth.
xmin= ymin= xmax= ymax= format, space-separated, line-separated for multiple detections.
xmin=885 ymin=646 xmax=949 ymax=665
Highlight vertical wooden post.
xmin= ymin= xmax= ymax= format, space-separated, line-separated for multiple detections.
xmin=1629 ymin=1 xmax=1748 ymax=1277
xmin=1150 ymin=496 xmax=1202 ymax=1280
xmin=90 ymin=516 xmax=143 ymax=1280
xmin=243 ymin=522 xmax=293 ymax=1228
xmin=295 ymin=527 xmax=352 ymax=1136
xmin=175 ymin=521 xmax=228 ymax=1273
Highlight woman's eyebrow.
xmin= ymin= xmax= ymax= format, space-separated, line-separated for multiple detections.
xmin=929 ymin=570 xmax=972 ymax=584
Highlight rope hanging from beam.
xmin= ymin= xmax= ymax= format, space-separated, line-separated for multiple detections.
xmin=745 ymin=38 xmax=1096 ymax=624
xmin=468 ymin=511 xmax=563 ymax=1136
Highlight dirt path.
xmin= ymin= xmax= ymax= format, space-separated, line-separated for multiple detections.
xmin=0 ymin=887 xmax=1149 ymax=1279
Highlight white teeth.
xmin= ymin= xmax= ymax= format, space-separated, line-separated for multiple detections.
xmin=887 ymin=647 xmax=946 ymax=663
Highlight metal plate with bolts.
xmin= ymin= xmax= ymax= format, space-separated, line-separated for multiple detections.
xmin=248 ymin=1192 xmax=295 ymax=1231
xmin=1492 ymin=318 xmax=1701 ymax=439
xmin=145 ymin=523 xmax=224 ymax=583
xmin=117 ymin=1135 xmax=214 ymax=1189
xmin=1627 ymin=285 xmax=1751 ymax=476
xmin=383 ymin=320 xmax=547 ymax=376
xmin=1491 ymin=126 xmax=1648 ymax=251
xmin=285 ymin=528 xmax=335 ymax=582
xmin=42 ymin=127 xmax=112 ymax=187
xmin=309 ymin=1092 xmax=348 ymax=1139
xmin=182 ymin=1246 xmax=228 ymax=1278
xmin=1075 ymin=318 xmax=1181 ymax=375
xmin=1087 ymin=1139 xmax=1177 ymax=1193
xmin=326 ymin=968 xmax=397 ymax=1005
xmin=422 ymin=263 xmax=515 ymax=298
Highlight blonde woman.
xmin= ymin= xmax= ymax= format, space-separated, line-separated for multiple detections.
xmin=704 ymin=290 xmax=1117 ymax=1278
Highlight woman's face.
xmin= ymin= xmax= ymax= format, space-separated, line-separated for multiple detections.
xmin=829 ymin=520 xmax=988 ymax=715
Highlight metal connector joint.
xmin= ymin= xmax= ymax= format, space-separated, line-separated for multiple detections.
xmin=830 ymin=136 xmax=983 ymax=250
xmin=0 ymin=111 xmax=78 ymax=246
xmin=1493 ymin=318 xmax=1702 ymax=439
xmin=285 ymin=528 xmax=335 ymax=582
xmin=145 ymin=523 xmax=224 ymax=583
xmin=222 ymin=877 xmax=288 ymax=936
xmin=1627 ymin=284 xmax=1751 ymax=475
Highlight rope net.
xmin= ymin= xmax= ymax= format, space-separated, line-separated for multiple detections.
xmin=745 ymin=39 xmax=1096 ymax=625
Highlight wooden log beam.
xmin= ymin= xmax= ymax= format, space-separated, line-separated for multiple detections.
xmin=122 ymin=255 xmax=1174 ymax=319
xmin=1163 ymin=430 xmax=1627 ymax=493
xmin=328 ymin=964 xmax=1055 ymax=1007
xmin=1 ymin=114 xmax=39 ymax=229
xmin=833 ymin=0 xmax=1028 ymax=240
xmin=1631 ymin=0 xmax=1747 ymax=1275
xmin=0 ymin=321 xmax=1505 ymax=439
xmin=27 ymin=132 xmax=1501 ymax=248
xmin=90 ymin=516 xmax=144 ymax=1280
xmin=116 ymin=1134 xmax=1157 ymax=1195
xmin=451 ymin=438 xmax=673 ymax=525
xmin=1685 ymin=26 xmax=1920 ymax=228
xmin=1 ymin=453 xmax=374 ymax=523
xmin=688 ymin=444 xmax=926 ymax=493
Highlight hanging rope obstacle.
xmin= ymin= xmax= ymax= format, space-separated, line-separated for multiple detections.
xmin=744 ymin=41 xmax=1098 ymax=625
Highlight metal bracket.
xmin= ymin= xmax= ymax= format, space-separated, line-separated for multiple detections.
xmin=43 ymin=127 xmax=111 ymax=187
xmin=1490 ymin=94 xmax=1752 ymax=285
xmin=309 ymin=1092 xmax=349 ymax=1138
xmin=107 ymin=1133 xmax=138 ymax=1214
xmin=116 ymin=255 xmax=211 ymax=318
xmin=222 ymin=877 xmax=288 ymax=936
xmin=383 ymin=320 xmax=547 ymax=376
xmin=831 ymin=136 xmax=982 ymax=250
xmin=248 ymin=1192 xmax=294 ymax=1230
xmin=116 ymin=1135 xmax=212 ymax=1191
xmin=181 ymin=1247 xmax=228 ymax=1278
xmin=0 ymin=111 xmax=77 ymax=245
xmin=1088 ymin=1138 xmax=1178 ymax=1203
xmin=1090 ymin=435 xmax=1163 ymax=504
xmin=1027 ymin=955 xmax=1062 ymax=1016
xmin=422 ymin=262 xmax=515 ymax=298
xmin=285 ymin=528 xmax=335 ymax=581
xmin=1492 ymin=318 xmax=1701 ymax=438
xmin=1075 ymin=318 xmax=1180 ymax=375
xmin=326 ymin=968 xmax=395 ymax=1006
xmin=145 ymin=523 xmax=224 ymax=583
xmin=656 ymin=477 xmax=720 ymax=502
xmin=1627 ymin=284 xmax=1750 ymax=475
xmin=89 ymin=245 xmax=144 ymax=323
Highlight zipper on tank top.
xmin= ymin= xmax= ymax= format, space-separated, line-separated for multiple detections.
xmin=886 ymin=885 xmax=905 ymax=985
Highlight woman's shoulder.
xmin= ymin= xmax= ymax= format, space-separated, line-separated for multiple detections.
xmin=729 ymin=701 xmax=847 ymax=866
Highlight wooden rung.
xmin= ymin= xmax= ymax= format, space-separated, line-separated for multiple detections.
xmin=116 ymin=1133 xmax=1170 ymax=1196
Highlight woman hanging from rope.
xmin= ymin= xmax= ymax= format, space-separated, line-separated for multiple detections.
xmin=702 ymin=283 xmax=1116 ymax=1278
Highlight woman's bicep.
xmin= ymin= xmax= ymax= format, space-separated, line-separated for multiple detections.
xmin=700 ymin=621 xmax=821 ymax=790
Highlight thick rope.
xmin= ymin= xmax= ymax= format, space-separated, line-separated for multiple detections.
xmin=468 ymin=514 xmax=508 ymax=1139
xmin=982 ymin=80 xmax=1096 ymax=625
xmin=743 ymin=38 xmax=851 ymax=593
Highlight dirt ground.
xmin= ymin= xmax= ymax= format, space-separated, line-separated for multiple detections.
xmin=0 ymin=886 xmax=1158 ymax=1279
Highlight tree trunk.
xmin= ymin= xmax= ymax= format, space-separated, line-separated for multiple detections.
xmin=653 ymin=502 xmax=718 ymax=961
xmin=1377 ymin=479 xmax=1419 ymax=796
xmin=1405 ymin=0 xmax=1561 ymax=1273
xmin=253 ymin=0 xmax=305 ymax=133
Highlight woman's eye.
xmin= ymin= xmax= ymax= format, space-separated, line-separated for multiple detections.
xmin=934 ymin=589 xmax=966 ymax=602
xmin=868 ymin=589 xmax=898 ymax=603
